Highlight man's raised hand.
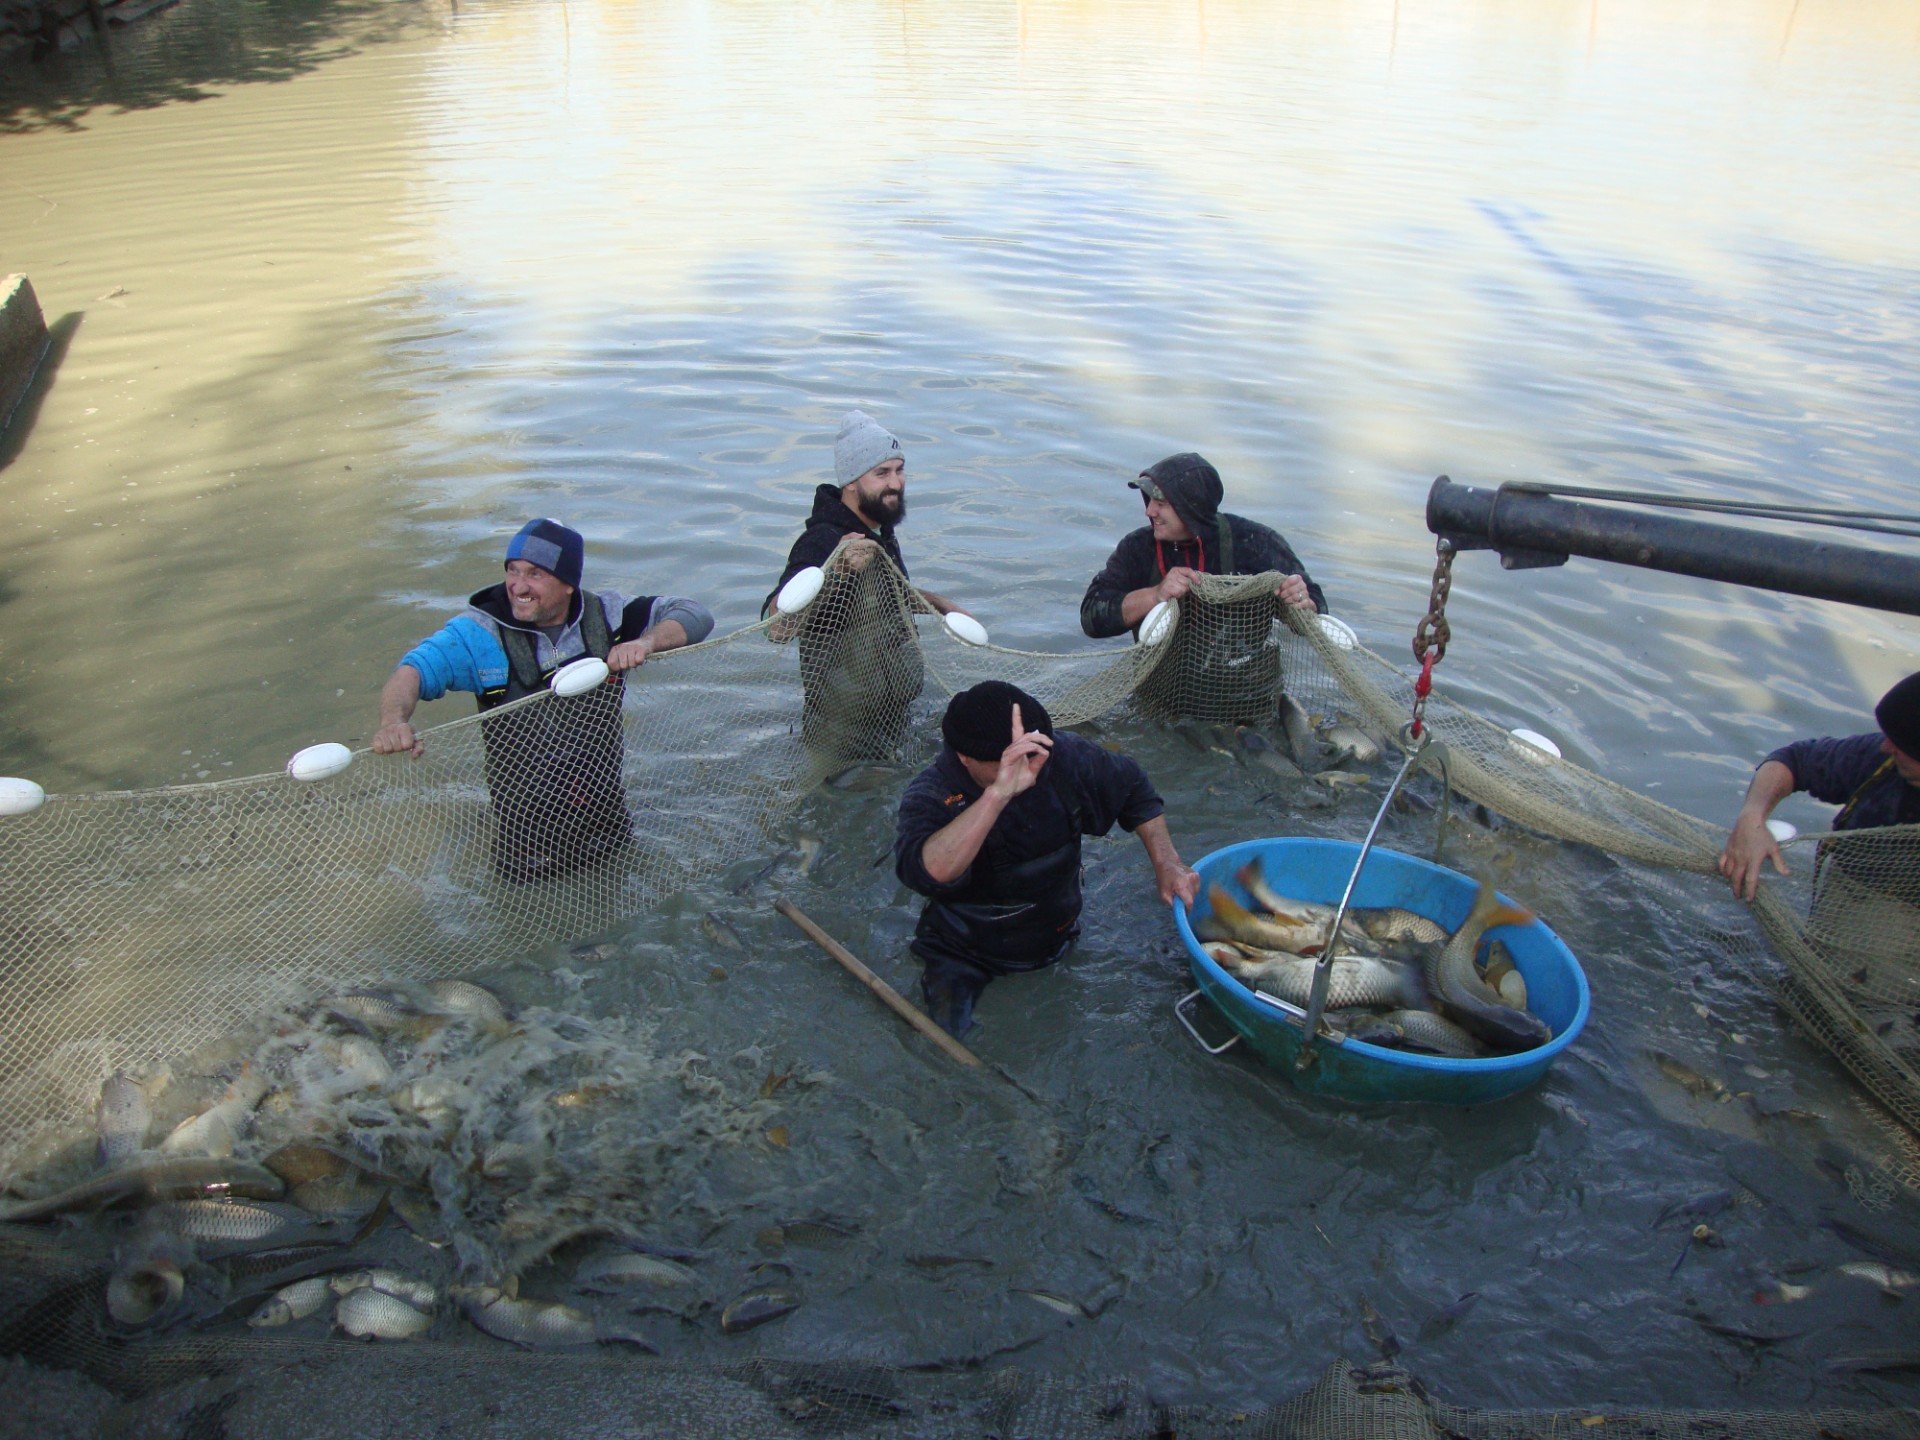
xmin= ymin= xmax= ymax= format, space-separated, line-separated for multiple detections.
xmin=990 ymin=702 xmax=1052 ymax=801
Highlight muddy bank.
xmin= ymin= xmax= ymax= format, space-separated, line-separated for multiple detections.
xmin=1 ymin=0 xmax=179 ymax=65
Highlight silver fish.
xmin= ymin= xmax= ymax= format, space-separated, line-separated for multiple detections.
xmin=1233 ymin=726 xmax=1304 ymax=780
xmin=336 ymin=1286 xmax=433 ymax=1340
xmin=573 ymin=1252 xmax=697 ymax=1292
xmin=0 ymin=1157 xmax=285 ymax=1223
xmin=720 ymin=1287 xmax=800 ymax=1334
xmin=1205 ymin=943 xmax=1426 ymax=1011
xmin=1353 ymin=907 xmax=1449 ymax=947
xmin=425 ymin=979 xmax=511 ymax=1029
xmin=159 ymin=1071 xmax=267 ymax=1158
xmin=1313 ymin=769 xmax=1372 ymax=789
xmin=248 ymin=1275 xmax=333 ymax=1327
xmin=1427 ymin=884 xmax=1552 ymax=1053
xmin=106 ymin=1254 xmax=186 ymax=1328
xmin=1013 ymin=1287 xmax=1083 ymax=1317
xmin=315 ymin=1035 xmax=395 ymax=1093
xmin=455 ymin=1285 xmax=599 ymax=1349
xmin=1369 ymin=1009 xmax=1490 ymax=1059
xmin=322 ymin=988 xmax=432 ymax=1035
xmin=1320 ymin=723 xmax=1381 ymax=765
xmin=1278 ymin=693 xmax=1324 ymax=768
xmin=331 ymin=1268 xmax=437 ymax=1309
xmin=1840 ymin=1262 xmax=1919 ymax=1294
xmin=96 ymin=1071 xmax=151 ymax=1166
xmin=153 ymin=1198 xmax=302 ymax=1243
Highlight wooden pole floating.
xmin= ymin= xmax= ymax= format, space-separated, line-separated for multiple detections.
xmin=773 ymin=898 xmax=983 ymax=1069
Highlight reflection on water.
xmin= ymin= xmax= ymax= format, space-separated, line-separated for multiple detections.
xmin=2 ymin=0 xmax=1919 ymax=1414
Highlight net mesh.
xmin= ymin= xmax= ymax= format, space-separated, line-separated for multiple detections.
xmin=2 ymin=547 xmax=1918 ymax=1435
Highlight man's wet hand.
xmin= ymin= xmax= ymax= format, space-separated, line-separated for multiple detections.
xmin=607 ymin=639 xmax=653 ymax=672
xmin=1276 ymin=574 xmax=1316 ymax=613
xmin=837 ymin=537 xmax=879 ymax=572
xmin=1718 ymin=814 xmax=1787 ymax=901
xmin=372 ymin=722 xmax=423 ymax=759
xmin=1157 ymin=567 xmax=1198 ymax=603
xmin=1160 ymin=865 xmax=1201 ymax=907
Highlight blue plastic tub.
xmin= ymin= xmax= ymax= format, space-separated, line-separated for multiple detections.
xmin=1173 ymin=837 xmax=1589 ymax=1105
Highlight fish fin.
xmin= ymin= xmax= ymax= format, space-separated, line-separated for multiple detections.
xmin=1208 ymin=886 xmax=1253 ymax=924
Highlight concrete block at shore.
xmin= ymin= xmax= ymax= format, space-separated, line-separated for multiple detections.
xmin=0 ymin=274 xmax=51 ymax=434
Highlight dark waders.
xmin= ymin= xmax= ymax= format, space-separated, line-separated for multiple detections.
xmin=912 ymin=837 xmax=1082 ymax=1039
xmin=477 ymin=595 xmax=633 ymax=885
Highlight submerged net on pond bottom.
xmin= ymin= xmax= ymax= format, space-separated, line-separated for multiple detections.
xmin=1 ymin=549 xmax=1918 ymax=1434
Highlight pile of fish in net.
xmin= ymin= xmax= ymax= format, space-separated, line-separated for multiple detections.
xmin=1197 ymin=858 xmax=1550 ymax=1059
xmin=0 ymin=975 xmax=820 ymax=1355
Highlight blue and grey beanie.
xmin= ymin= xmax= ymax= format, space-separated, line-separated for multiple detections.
xmin=505 ymin=517 xmax=584 ymax=589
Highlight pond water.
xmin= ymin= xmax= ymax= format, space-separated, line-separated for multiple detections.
xmin=2 ymin=0 xmax=1919 ymax=1419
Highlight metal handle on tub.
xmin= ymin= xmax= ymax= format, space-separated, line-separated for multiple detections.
xmin=1295 ymin=732 xmax=1432 ymax=1072
xmin=1174 ymin=990 xmax=1240 ymax=1055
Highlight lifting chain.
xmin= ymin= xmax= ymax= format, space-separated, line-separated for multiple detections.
xmin=1409 ymin=539 xmax=1456 ymax=740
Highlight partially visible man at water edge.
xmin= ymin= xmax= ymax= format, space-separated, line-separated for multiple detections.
xmin=764 ymin=410 xmax=970 ymax=761
xmin=1718 ymin=671 xmax=1920 ymax=900
xmin=894 ymin=681 xmax=1200 ymax=1039
xmin=372 ymin=517 xmax=714 ymax=884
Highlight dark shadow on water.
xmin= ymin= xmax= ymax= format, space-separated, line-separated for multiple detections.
xmin=0 ymin=0 xmax=443 ymax=134
xmin=0 ymin=310 xmax=80 ymax=472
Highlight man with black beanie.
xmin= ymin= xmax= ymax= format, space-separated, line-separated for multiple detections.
xmin=894 ymin=681 xmax=1200 ymax=1038
xmin=1719 ymin=671 xmax=1920 ymax=900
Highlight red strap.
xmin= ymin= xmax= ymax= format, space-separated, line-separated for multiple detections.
xmin=1410 ymin=652 xmax=1436 ymax=738
xmin=1154 ymin=533 xmax=1207 ymax=578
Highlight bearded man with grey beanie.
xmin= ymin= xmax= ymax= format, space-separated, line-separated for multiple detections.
xmin=765 ymin=410 xmax=971 ymax=761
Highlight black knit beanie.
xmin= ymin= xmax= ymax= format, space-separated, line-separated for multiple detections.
xmin=1875 ymin=672 xmax=1920 ymax=758
xmin=942 ymin=681 xmax=1053 ymax=762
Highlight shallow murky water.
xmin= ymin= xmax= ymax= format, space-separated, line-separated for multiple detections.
xmin=3 ymin=0 xmax=1920 ymax=1418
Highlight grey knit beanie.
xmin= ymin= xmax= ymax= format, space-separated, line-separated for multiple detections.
xmin=834 ymin=410 xmax=904 ymax=486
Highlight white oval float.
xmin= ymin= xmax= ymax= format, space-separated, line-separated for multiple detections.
xmin=286 ymin=743 xmax=353 ymax=783
xmin=551 ymin=657 xmax=610 ymax=697
xmin=1766 ymin=817 xmax=1798 ymax=845
xmin=0 ymin=777 xmax=46 ymax=816
xmin=1317 ymin=614 xmax=1358 ymax=651
xmin=1140 ymin=599 xmax=1177 ymax=648
xmin=1510 ymin=728 xmax=1562 ymax=759
xmin=944 ymin=612 xmax=990 ymax=647
xmin=775 ymin=566 xmax=825 ymax=615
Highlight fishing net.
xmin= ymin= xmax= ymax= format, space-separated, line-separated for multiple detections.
xmin=2 ymin=545 xmax=1919 ymax=1435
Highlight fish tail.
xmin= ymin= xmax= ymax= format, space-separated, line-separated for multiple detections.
xmin=1465 ymin=881 xmax=1532 ymax=933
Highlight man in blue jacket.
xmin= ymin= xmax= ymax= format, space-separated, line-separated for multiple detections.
xmin=894 ymin=681 xmax=1200 ymax=1038
xmin=372 ymin=518 xmax=715 ymax=883
xmin=1719 ymin=671 xmax=1920 ymax=900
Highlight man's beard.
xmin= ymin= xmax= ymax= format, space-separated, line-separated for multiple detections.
xmin=869 ymin=489 xmax=906 ymax=524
